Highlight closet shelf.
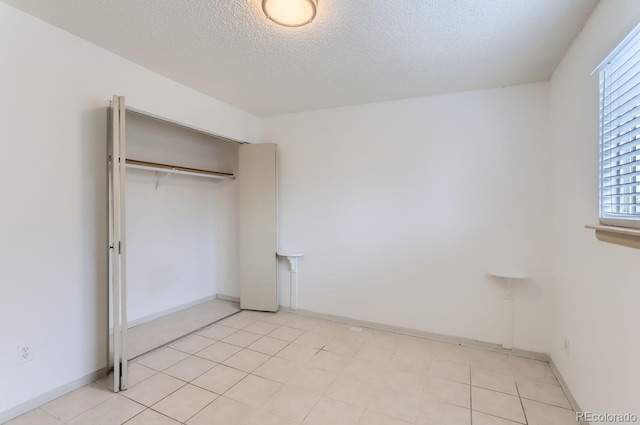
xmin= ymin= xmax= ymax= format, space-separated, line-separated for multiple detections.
xmin=125 ymin=159 xmax=235 ymax=180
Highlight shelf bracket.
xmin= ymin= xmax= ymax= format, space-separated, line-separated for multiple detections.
xmin=277 ymin=251 xmax=304 ymax=310
xmin=155 ymin=169 xmax=176 ymax=190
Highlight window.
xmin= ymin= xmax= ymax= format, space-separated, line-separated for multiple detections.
xmin=599 ymin=25 xmax=640 ymax=229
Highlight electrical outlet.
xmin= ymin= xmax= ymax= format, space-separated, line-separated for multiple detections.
xmin=563 ymin=338 xmax=570 ymax=355
xmin=17 ymin=345 xmax=33 ymax=364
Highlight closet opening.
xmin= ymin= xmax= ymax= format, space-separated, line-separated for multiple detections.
xmin=109 ymin=97 xmax=277 ymax=392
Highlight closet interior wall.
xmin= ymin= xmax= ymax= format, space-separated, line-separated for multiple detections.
xmin=125 ymin=112 xmax=240 ymax=328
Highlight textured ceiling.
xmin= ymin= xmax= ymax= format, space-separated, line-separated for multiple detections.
xmin=3 ymin=0 xmax=598 ymax=115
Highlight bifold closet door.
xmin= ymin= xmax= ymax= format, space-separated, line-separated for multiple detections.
xmin=238 ymin=144 xmax=278 ymax=312
xmin=108 ymin=95 xmax=128 ymax=392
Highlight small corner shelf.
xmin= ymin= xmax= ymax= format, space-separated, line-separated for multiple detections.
xmin=277 ymin=251 xmax=304 ymax=310
xmin=487 ymin=271 xmax=529 ymax=280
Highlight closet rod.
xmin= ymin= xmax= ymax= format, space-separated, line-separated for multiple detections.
xmin=125 ymin=159 xmax=235 ymax=180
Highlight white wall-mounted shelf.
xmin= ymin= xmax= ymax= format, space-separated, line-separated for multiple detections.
xmin=488 ymin=271 xmax=529 ymax=280
xmin=277 ymin=251 xmax=304 ymax=310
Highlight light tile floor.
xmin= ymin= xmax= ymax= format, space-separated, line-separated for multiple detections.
xmin=7 ymin=311 xmax=579 ymax=425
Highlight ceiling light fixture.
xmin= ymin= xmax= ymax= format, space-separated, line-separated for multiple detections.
xmin=262 ymin=0 xmax=317 ymax=27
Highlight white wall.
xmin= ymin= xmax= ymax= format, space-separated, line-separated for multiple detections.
xmin=549 ymin=0 xmax=640 ymax=415
xmin=0 ymin=3 xmax=258 ymax=419
xmin=263 ymin=83 xmax=553 ymax=353
xmin=125 ymin=113 xmax=239 ymax=324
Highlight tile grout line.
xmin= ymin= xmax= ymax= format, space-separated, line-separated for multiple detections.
xmin=469 ymin=362 xmax=473 ymax=425
xmin=174 ymin=382 xmax=218 ymax=425
xmin=468 ymin=383 xmax=519 ymax=398
xmin=229 ymin=323 xmax=324 ymax=424
xmin=41 ymin=384 xmax=118 ymax=424
xmin=69 ymin=392 xmax=145 ymax=424
xmin=466 ymin=367 xmax=573 ymax=409
xmin=121 ymin=406 xmax=173 ymax=425
xmin=514 ymin=376 xmax=529 ymax=425
xmin=270 ymin=333 xmax=334 ymax=423
xmin=122 ymin=374 xmax=187 ymax=415
xmin=518 ymin=396 xmax=575 ymax=411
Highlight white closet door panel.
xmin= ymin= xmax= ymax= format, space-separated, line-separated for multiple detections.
xmin=108 ymin=96 xmax=120 ymax=393
xmin=238 ymin=143 xmax=278 ymax=311
xmin=108 ymin=95 xmax=128 ymax=391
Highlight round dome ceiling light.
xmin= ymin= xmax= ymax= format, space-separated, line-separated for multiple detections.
xmin=262 ymin=0 xmax=317 ymax=27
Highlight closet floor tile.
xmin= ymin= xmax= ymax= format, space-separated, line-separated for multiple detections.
xmin=123 ymin=409 xmax=181 ymax=425
xmin=163 ymin=356 xmax=217 ymax=382
xmin=66 ymin=395 xmax=144 ymax=425
xmin=191 ymin=364 xmax=247 ymax=394
xmin=247 ymin=336 xmax=290 ymax=355
xmin=224 ymin=375 xmax=282 ymax=408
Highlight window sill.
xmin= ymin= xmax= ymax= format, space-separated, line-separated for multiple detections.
xmin=585 ymin=224 xmax=640 ymax=249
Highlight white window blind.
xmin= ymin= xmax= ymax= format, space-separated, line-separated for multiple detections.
xmin=599 ymin=25 xmax=640 ymax=228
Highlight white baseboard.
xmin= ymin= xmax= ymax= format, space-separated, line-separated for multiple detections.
xmin=216 ymin=294 xmax=240 ymax=303
xmin=549 ymin=360 xmax=585 ymax=425
xmin=278 ymin=306 xmax=550 ymax=361
xmin=127 ymin=295 xmax=217 ymax=328
xmin=0 ymin=368 xmax=108 ymax=424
